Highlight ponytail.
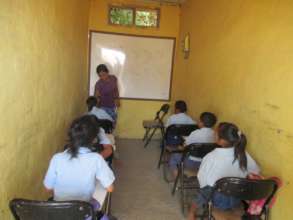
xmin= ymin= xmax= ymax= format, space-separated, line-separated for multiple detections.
xmin=218 ymin=122 xmax=248 ymax=171
xmin=233 ymin=133 xmax=247 ymax=171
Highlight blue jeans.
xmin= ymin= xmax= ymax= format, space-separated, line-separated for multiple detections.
xmin=169 ymin=153 xmax=201 ymax=171
xmin=101 ymin=107 xmax=117 ymax=122
xmin=194 ymin=186 xmax=241 ymax=210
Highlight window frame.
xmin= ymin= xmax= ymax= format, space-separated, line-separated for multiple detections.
xmin=108 ymin=5 xmax=160 ymax=28
xmin=108 ymin=5 xmax=135 ymax=27
xmin=134 ymin=8 xmax=160 ymax=28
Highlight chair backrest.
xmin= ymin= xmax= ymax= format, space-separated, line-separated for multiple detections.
xmin=165 ymin=124 xmax=198 ymax=139
xmin=98 ymin=119 xmax=113 ymax=134
xmin=164 ymin=124 xmax=198 ymax=146
xmin=9 ymin=199 xmax=95 ymax=220
xmin=184 ymin=143 xmax=217 ymax=159
xmin=154 ymin=104 xmax=170 ymax=121
xmin=214 ymin=177 xmax=278 ymax=205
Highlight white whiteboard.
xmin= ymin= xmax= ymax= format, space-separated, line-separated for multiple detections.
xmin=89 ymin=31 xmax=175 ymax=100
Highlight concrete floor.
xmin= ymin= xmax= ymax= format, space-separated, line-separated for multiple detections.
xmin=112 ymin=139 xmax=185 ymax=220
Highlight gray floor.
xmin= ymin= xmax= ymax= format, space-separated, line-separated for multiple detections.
xmin=112 ymin=139 xmax=185 ymax=220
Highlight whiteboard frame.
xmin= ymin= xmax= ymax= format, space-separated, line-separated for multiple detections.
xmin=88 ymin=30 xmax=176 ymax=101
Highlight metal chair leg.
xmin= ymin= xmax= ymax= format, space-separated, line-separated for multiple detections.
xmin=105 ymin=192 xmax=112 ymax=216
xmin=162 ymin=152 xmax=173 ymax=183
xmin=144 ymin=128 xmax=157 ymax=148
xmin=172 ymin=165 xmax=180 ymax=195
xmin=264 ymin=205 xmax=269 ymax=220
xmin=160 ymin=127 xmax=165 ymax=139
xmin=208 ymin=201 xmax=213 ymax=220
xmin=157 ymin=145 xmax=165 ymax=168
xmin=142 ymin=128 xmax=150 ymax=142
xmin=180 ymin=162 xmax=185 ymax=214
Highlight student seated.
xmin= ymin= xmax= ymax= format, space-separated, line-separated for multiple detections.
xmin=169 ymin=112 xmax=217 ymax=177
xmin=88 ymin=115 xmax=114 ymax=161
xmin=165 ymin=100 xmax=196 ymax=128
xmin=43 ymin=115 xmax=115 ymax=213
xmin=188 ymin=122 xmax=260 ymax=220
xmin=87 ymin=96 xmax=114 ymax=122
xmin=164 ymin=100 xmax=196 ymax=146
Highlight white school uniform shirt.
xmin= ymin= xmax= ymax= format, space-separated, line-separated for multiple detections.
xmin=184 ymin=127 xmax=216 ymax=162
xmin=184 ymin=127 xmax=216 ymax=145
xmin=88 ymin=106 xmax=114 ymax=122
xmin=165 ymin=113 xmax=196 ymax=128
xmin=197 ymin=147 xmax=260 ymax=188
xmin=98 ymin=128 xmax=111 ymax=145
xmin=44 ymin=147 xmax=115 ymax=202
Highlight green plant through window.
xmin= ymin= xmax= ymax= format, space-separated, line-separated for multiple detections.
xmin=110 ymin=7 xmax=134 ymax=25
xmin=135 ymin=10 xmax=159 ymax=27
xmin=109 ymin=6 xmax=159 ymax=28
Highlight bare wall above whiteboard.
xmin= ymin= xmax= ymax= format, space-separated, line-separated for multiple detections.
xmin=89 ymin=31 xmax=176 ymax=101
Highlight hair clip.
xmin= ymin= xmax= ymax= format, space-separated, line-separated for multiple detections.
xmin=237 ymin=130 xmax=242 ymax=137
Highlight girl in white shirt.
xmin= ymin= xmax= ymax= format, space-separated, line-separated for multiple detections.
xmin=44 ymin=115 xmax=115 ymax=219
xmin=188 ymin=122 xmax=260 ymax=220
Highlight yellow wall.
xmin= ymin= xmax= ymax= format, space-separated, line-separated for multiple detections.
xmin=173 ymin=0 xmax=293 ymax=219
xmin=0 ymin=0 xmax=89 ymax=218
xmin=89 ymin=0 xmax=180 ymax=138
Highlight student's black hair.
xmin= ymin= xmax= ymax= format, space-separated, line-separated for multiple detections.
xmin=217 ymin=122 xmax=247 ymax=171
xmin=96 ymin=64 xmax=109 ymax=74
xmin=200 ymin=112 xmax=217 ymax=128
xmin=86 ymin=96 xmax=97 ymax=111
xmin=175 ymin=100 xmax=187 ymax=113
xmin=67 ymin=115 xmax=99 ymax=158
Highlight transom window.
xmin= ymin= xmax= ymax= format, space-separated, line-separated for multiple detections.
xmin=109 ymin=6 xmax=160 ymax=28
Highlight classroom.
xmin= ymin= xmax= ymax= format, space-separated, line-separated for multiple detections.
xmin=1 ymin=0 xmax=293 ymax=219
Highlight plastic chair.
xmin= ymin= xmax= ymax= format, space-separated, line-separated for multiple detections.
xmin=157 ymin=124 xmax=198 ymax=182
xmin=171 ymin=143 xmax=217 ymax=214
xmin=9 ymin=199 xmax=95 ymax=220
xmin=142 ymin=104 xmax=170 ymax=148
xmin=206 ymin=177 xmax=279 ymax=220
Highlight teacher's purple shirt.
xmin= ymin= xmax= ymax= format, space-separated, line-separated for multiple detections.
xmin=95 ymin=75 xmax=119 ymax=108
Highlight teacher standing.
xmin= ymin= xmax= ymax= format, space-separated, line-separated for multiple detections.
xmin=94 ymin=64 xmax=120 ymax=122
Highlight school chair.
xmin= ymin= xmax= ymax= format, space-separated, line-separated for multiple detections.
xmin=95 ymin=192 xmax=115 ymax=220
xmin=157 ymin=124 xmax=198 ymax=182
xmin=98 ymin=119 xmax=116 ymax=167
xmin=142 ymin=103 xmax=170 ymax=148
xmin=203 ymin=177 xmax=279 ymax=220
xmin=98 ymin=119 xmax=114 ymax=134
xmin=9 ymin=199 xmax=95 ymax=220
xmin=171 ymin=143 xmax=217 ymax=214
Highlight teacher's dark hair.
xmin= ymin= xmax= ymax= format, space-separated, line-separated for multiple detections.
xmin=67 ymin=115 xmax=99 ymax=158
xmin=96 ymin=64 xmax=109 ymax=74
